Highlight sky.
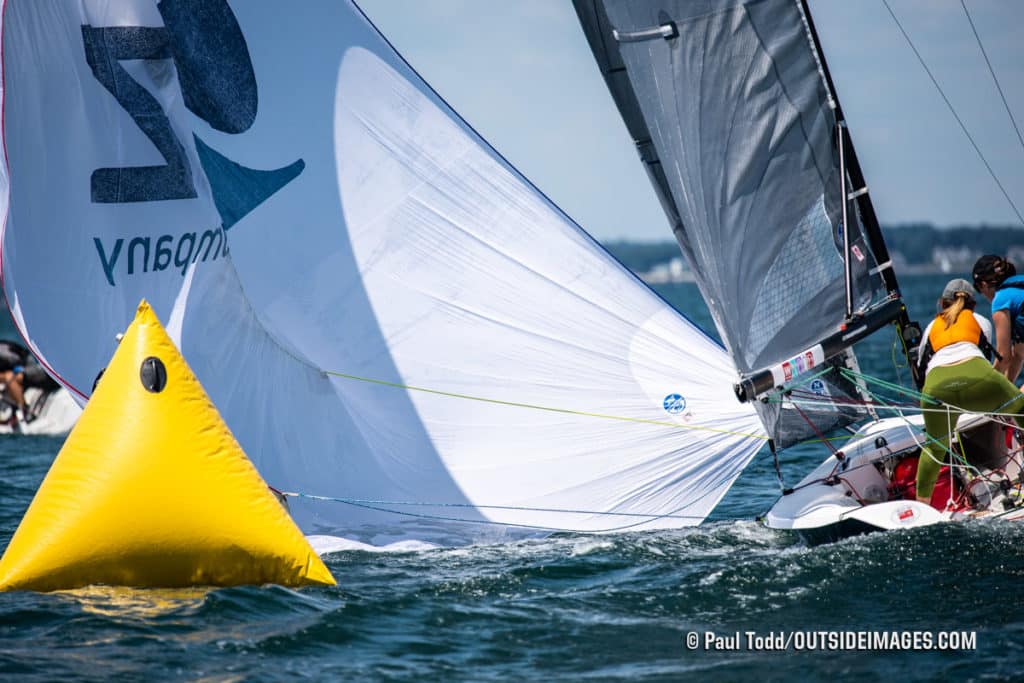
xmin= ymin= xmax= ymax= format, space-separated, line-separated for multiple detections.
xmin=357 ymin=0 xmax=1024 ymax=241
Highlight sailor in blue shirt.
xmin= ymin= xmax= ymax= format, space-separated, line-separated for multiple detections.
xmin=973 ymin=255 xmax=1024 ymax=383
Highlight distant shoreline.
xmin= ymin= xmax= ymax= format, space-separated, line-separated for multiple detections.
xmin=634 ymin=262 xmax=986 ymax=286
xmin=603 ymin=225 xmax=1024 ymax=285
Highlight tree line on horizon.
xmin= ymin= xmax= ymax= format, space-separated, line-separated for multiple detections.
xmin=603 ymin=224 xmax=1024 ymax=273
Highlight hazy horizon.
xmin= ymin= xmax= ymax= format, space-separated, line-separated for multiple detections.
xmin=357 ymin=0 xmax=1024 ymax=241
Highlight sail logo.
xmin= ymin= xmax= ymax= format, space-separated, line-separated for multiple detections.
xmin=663 ymin=394 xmax=687 ymax=414
xmin=81 ymin=0 xmax=304 ymax=286
xmin=94 ymin=230 xmax=229 ymax=288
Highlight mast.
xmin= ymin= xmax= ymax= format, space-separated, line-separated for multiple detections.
xmin=796 ymin=0 xmax=921 ymax=361
xmin=735 ymin=0 xmax=924 ymax=401
xmin=838 ymin=122 xmax=853 ymax=319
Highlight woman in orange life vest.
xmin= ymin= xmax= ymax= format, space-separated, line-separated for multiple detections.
xmin=915 ymin=278 xmax=1024 ymax=505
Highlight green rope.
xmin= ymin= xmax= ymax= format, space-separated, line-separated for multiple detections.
xmin=842 ymin=365 xmax=1024 ymax=423
xmin=848 ymin=373 xmax=973 ymax=468
xmin=840 ymin=366 xmax=937 ymax=405
xmin=891 ymin=322 xmax=915 ymax=390
xmin=803 ymin=434 xmax=854 ymax=444
xmin=322 ymin=369 xmax=769 ymax=441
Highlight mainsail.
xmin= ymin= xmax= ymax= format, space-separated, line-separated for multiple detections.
xmin=0 ymin=0 xmax=765 ymax=543
xmin=574 ymin=0 xmax=915 ymax=447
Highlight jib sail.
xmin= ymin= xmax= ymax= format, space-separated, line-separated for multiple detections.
xmin=574 ymin=0 xmax=912 ymax=447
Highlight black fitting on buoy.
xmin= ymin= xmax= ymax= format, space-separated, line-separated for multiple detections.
xmin=140 ymin=357 xmax=167 ymax=393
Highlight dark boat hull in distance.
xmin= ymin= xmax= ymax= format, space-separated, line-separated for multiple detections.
xmin=764 ymin=414 xmax=1024 ymax=544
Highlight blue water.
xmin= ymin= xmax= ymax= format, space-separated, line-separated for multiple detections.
xmin=1 ymin=274 xmax=1019 ymax=682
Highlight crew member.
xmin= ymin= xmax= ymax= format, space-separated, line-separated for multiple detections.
xmin=972 ymin=255 xmax=1024 ymax=384
xmin=915 ymin=278 xmax=1024 ymax=506
xmin=0 ymin=340 xmax=59 ymax=420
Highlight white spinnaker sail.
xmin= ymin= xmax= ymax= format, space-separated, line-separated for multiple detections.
xmin=0 ymin=0 xmax=764 ymax=543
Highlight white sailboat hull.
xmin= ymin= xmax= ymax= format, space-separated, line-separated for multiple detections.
xmin=0 ymin=387 xmax=81 ymax=436
xmin=764 ymin=414 xmax=1024 ymax=544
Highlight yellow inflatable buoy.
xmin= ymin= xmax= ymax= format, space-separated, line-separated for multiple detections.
xmin=0 ymin=300 xmax=335 ymax=591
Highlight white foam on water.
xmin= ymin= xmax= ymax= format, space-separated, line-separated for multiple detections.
xmin=698 ymin=569 xmax=724 ymax=586
xmin=569 ymin=538 xmax=615 ymax=557
xmin=307 ymin=535 xmax=439 ymax=556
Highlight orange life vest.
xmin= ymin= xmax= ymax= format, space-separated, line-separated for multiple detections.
xmin=927 ymin=310 xmax=982 ymax=352
xmin=914 ymin=310 xmax=1000 ymax=388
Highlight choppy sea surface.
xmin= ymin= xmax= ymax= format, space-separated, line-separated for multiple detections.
xmin=2 ymin=273 xmax=1020 ymax=682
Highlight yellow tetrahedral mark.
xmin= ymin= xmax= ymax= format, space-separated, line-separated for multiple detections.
xmin=0 ymin=300 xmax=335 ymax=591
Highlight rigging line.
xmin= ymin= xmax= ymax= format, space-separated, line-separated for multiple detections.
xmin=282 ymin=492 xmax=705 ymax=520
xmin=961 ymin=0 xmax=1024 ymax=155
xmin=788 ymin=398 xmax=838 ymax=455
xmin=785 ymin=387 xmax=916 ymax=407
xmin=891 ymin=326 xmax=912 ymax=388
xmin=881 ymin=0 xmax=1024 ymax=225
xmin=855 ymin=377 xmax=972 ymax=468
xmin=322 ymin=369 xmax=769 ymax=440
xmin=863 ymin=385 xmax=989 ymax=480
xmin=790 ymin=391 xmax=914 ymax=408
xmin=767 ymin=391 xmax=915 ymax=408
xmin=839 ymin=366 xmax=934 ymax=403
xmin=773 ymin=433 xmax=856 ymax=456
xmin=770 ymin=395 xmax=1024 ymax=422
xmin=841 ymin=365 xmax=1024 ymax=424
xmin=287 ymin=492 xmax=721 ymax=534
xmin=918 ymin=414 xmax=983 ymax=481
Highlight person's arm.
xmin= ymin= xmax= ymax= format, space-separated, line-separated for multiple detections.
xmin=992 ymin=310 xmax=1021 ymax=381
xmin=917 ymin=320 xmax=933 ymax=365
xmin=4 ymin=368 xmax=24 ymax=410
xmin=977 ymin=313 xmax=994 ymax=362
xmin=1011 ymin=348 xmax=1024 ymax=388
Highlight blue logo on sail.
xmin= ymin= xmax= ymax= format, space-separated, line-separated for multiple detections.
xmin=82 ymin=0 xmax=304 ymax=286
xmin=663 ymin=394 xmax=686 ymax=415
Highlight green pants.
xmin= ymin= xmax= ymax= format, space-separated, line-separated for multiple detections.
xmin=917 ymin=357 xmax=1024 ymax=500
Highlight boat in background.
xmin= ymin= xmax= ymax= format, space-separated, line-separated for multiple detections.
xmin=0 ymin=385 xmax=81 ymax=436
xmin=574 ymin=0 xmax=1024 ymax=541
xmin=0 ymin=339 xmax=80 ymax=435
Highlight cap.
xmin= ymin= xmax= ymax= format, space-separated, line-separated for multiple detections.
xmin=972 ymin=255 xmax=1001 ymax=282
xmin=941 ymin=278 xmax=974 ymax=301
xmin=972 ymin=254 xmax=1013 ymax=289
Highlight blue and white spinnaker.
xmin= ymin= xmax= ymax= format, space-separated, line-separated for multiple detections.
xmin=0 ymin=0 xmax=764 ymax=544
